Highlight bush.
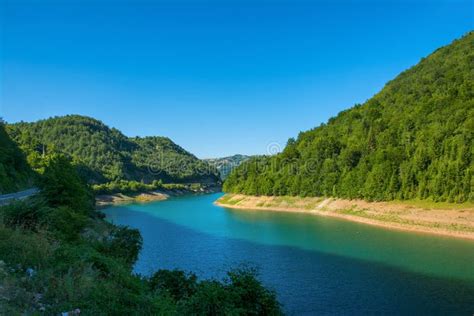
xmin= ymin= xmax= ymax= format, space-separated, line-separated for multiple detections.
xmin=150 ymin=267 xmax=282 ymax=315
xmin=38 ymin=154 xmax=94 ymax=213
xmin=101 ymin=226 xmax=143 ymax=267
xmin=149 ymin=270 xmax=198 ymax=301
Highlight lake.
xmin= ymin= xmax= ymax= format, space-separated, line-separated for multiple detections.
xmin=103 ymin=193 xmax=474 ymax=315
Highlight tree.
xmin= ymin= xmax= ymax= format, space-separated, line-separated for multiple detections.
xmin=38 ymin=153 xmax=94 ymax=213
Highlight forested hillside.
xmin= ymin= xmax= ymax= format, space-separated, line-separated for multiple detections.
xmin=224 ymin=32 xmax=474 ymax=203
xmin=6 ymin=115 xmax=220 ymax=185
xmin=0 ymin=120 xmax=33 ymax=194
xmin=205 ymin=154 xmax=252 ymax=180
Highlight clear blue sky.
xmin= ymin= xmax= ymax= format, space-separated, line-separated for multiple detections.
xmin=1 ymin=0 xmax=472 ymax=158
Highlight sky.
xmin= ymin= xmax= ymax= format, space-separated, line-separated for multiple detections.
xmin=1 ymin=0 xmax=473 ymax=158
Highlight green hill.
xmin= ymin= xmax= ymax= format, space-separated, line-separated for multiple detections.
xmin=7 ymin=115 xmax=220 ymax=185
xmin=0 ymin=120 xmax=33 ymax=194
xmin=205 ymin=154 xmax=252 ymax=180
xmin=224 ymin=32 xmax=474 ymax=203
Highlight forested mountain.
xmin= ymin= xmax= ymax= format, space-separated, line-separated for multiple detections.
xmin=6 ymin=115 xmax=220 ymax=185
xmin=224 ymin=32 xmax=474 ymax=203
xmin=205 ymin=154 xmax=252 ymax=180
xmin=0 ymin=120 xmax=33 ymax=194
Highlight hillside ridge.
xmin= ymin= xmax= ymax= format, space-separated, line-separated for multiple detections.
xmin=224 ymin=32 xmax=474 ymax=203
xmin=7 ymin=115 xmax=220 ymax=185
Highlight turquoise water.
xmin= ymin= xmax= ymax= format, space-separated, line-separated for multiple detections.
xmin=104 ymin=193 xmax=474 ymax=315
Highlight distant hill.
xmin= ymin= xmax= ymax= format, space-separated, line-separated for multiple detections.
xmin=205 ymin=155 xmax=252 ymax=180
xmin=7 ymin=115 xmax=220 ymax=185
xmin=224 ymin=32 xmax=474 ymax=203
xmin=0 ymin=120 xmax=34 ymax=194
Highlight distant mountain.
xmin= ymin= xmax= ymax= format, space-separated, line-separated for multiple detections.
xmin=224 ymin=32 xmax=474 ymax=203
xmin=205 ymin=155 xmax=252 ymax=180
xmin=7 ymin=115 xmax=220 ymax=185
xmin=0 ymin=121 xmax=34 ymax=194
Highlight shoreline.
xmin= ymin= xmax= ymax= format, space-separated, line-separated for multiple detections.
xmin=215 ymin=194 xmax=474 ymax=241
xmin=96 ymin=191 xmax=169 ymax=207
xmin=96 ymin=186 xmax=221 ymax=208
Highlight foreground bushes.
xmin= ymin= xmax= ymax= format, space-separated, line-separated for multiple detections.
xmin=149 ymin=268 xmax=281 ymax=315
xmin=0 ymin=213 xmax=281 ymax=314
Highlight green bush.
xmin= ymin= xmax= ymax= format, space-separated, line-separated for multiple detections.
xmin=38 ymin=154 xmax=94 ymax=213
xmin=149 ymin=270 xmax=198 ymax=301
xmin=101 ymin=226 xmax=143 ymax=267
xmin=149 ymin=268 xmax=282 ymax=315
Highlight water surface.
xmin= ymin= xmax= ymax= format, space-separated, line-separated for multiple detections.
xmin=104 ymin=193 xmax=474 ymax=315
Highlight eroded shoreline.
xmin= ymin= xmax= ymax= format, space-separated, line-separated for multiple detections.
xmin=215 ymin=194 xmax=474 ymax=241
xmin=96 ymin=191 xmax=169 ymax=207
xmin=96 ymin=186 xmax=221 ymax=208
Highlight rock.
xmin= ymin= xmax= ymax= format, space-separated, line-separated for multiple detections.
xmin=26 ymin=268 xmax=36 ymax=278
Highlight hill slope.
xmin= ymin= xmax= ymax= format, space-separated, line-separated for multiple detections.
xmin=0 ymin=121 xmax=33 ymax=194
xmin=224 ymin=32 xmax=474 ymax=203
xmin=205 ymin=155 xmax=252 ymax=180
xmin=7 ymin=115 xmax=220 ymax=185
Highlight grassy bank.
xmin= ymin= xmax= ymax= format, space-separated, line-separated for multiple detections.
xmin=216 ymin=194 xmax=474 ymax=240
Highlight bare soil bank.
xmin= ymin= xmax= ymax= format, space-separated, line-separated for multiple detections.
xmin=96 ymin=191 xmax=169 ymax=207
xmin=96 ymin=186 xmax=221 ymax=208
xmin=215 ymin=194 xmax=474 ymax=240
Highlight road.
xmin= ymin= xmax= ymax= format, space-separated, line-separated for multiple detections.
xmin=0 ymin=188 xmax=39 ymax=206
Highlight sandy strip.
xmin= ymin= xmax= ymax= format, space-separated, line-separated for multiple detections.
xmin=96 ymin=186 xmax=222 ymax=207
xmin=96 ymin=191 xmax=169 ymax=207
xmin=215 ymin=194 xmax=474 ymax=241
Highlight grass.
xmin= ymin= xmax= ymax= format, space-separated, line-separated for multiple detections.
xmin=337 ymin=208 xmax=474 ymax=233
xmin=217 ymin=195 xmax=245 ymax=206
xmin=388 ymin=199 xmax=474 ymax=210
